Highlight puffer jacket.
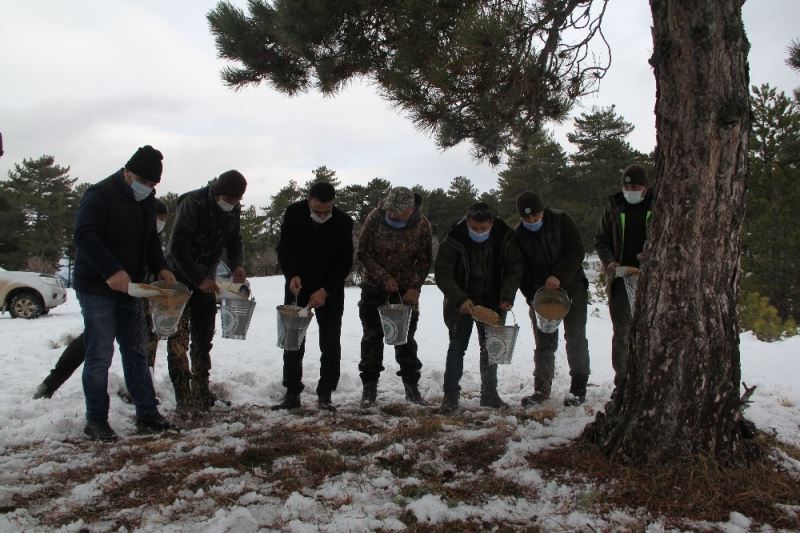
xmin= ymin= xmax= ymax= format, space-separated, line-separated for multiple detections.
xmin=357 ymin=206 xmax=433 ymax=292
xmin=434 ymin=217 xmax=523 ymax=310
xmin=167 ymin=184 xmax=243 ymax=289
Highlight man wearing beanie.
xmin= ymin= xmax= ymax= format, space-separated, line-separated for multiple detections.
xmin=595 ymin=163 xmax=653 ymax=398
xmin=73 ymin=145 xmax=175 ymax=441
xmin=273 ymin=181 xmax=354 ymax=411
xmin=356 ymin=186 xmax=433 ymax=407
xmin=513 ymin=192 xmax=590 ymax=407
xmin=167 ymin=170 xmax=248 ymax=414
xmin=435 ymin=202 xmax=522 ymax=412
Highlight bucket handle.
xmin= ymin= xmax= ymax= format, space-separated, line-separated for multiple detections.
xmin=506 ymin=308 xmax=518 ymax=326
xmin=385 ymin=291 xmax=404 ymax=305
xmin=533 ymin=286 xmax=572 ymax=305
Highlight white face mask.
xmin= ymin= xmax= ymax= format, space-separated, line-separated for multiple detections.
xmin=623 ymin=190 xmax=645 ymax=204
xmin=156 ymin=220 xmax=166 ymax=234
xmin=131 ymin=180 xmax=153 ymax=202
xmin=217 ymin=199 xmax=236 ymax=212
xmin=310 ymin=212 xmax=332 ymax=224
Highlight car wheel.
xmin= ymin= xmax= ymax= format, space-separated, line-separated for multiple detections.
xmin=9 ymin=292 xmax=44 ymax=319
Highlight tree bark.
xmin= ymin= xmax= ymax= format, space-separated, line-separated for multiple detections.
xmin=584 ymin=0 xmax=751 ymax=465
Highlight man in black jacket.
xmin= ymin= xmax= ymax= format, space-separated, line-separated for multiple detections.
xmin=167 ymin=170 xmax=247 ymax=413
xmin=513 ymin=192 xmax=590 ymax=407
xmin=73 ymin=145 xmax=175 ymax=441
xmin=273 ymin=181 xmax=354 ymax=411
xmin=595 ymin=164 xmax=653 ymax=393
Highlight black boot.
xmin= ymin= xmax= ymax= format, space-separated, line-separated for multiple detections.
xmin=318 ymin=389 xmax=336 ymax=412
xmin=403 ymin=381 xmax=425 ymax=405
xmin=360 ymin=382 xmax=378 ymax=408
xmin=136 ymin=412 xmax=176 ymax=434
xmin=480 ymin=389 xmax=509 ymax=409
xmin=271 ymin=392 xmax=301 ymax=410
xmin=84 ymin=420 xmax=119 ymax=442
xmin=522 ymin=375 xmax=552 ymax=407
xmin=439 ymin=391 xmax=459 ymax=414
xmin=564 ymin=374 xmax=588 ymax=406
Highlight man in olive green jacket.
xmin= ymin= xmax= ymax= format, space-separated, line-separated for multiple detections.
xmin=434 ymin=202 xmax=523 ymax=412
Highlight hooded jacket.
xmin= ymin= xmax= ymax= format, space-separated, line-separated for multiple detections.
xmin=73 ymin=169 xmax=167 ymax=298
xmin=167 ymin=184 xmax=243 ymax=289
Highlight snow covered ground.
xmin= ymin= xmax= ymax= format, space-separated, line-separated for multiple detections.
xmin=0 ymin=274 xmax=798 ymax=531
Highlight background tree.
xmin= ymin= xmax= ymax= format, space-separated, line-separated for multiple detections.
xmin=0 ymin=156 xmax=77 ymax=272
xmin=238 ymin=204 xmax=274 ymax=275
xmin=742 ymin=84 xmax=800 ymax=321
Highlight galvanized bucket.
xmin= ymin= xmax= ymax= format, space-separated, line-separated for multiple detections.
xmin=624 ymin=272 xmax=639 ymax=315
xmin=221 ymin=296 xmax=257 ymax=340
xmin=276 ymin=302 xmax=314 ymax=351
xmin=147 ymin=281 xmax=191 ymax=339
xmin=485 ymin=310 xmax=520 ymax=365
xmin=532 ymin=287 xmax=571 ymax=334
xmin=377 ymin=298 xmax=412 ymax=346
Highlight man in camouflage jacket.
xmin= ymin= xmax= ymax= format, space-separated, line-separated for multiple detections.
xmin=356 ymin=187 xmax=433 ymax=407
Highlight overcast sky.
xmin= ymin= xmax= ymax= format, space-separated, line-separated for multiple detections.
xmin=1 ymin=0 xmax=798 ymax=205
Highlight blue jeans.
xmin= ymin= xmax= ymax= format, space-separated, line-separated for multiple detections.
xmin=442 ymin=308 xmax=498 ymax=395
xmin=77 ymin=291 xmax=159 ymax=423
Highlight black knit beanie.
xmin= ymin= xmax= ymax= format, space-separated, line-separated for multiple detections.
xmin=155 ymin=198 xmax=168 ymax=216
xmin=622 ymin=164 xmax=649 ymax=187
xmin=516 ymin=192 xmax=544 ymax=216
xmin=125 ymin=145 xmax=163 ymax=183
xmin=214 ymin=170 xmax=247 ymax=198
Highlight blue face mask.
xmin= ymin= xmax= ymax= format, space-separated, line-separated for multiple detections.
xmin=384 ymin=213 xmax=406 ymax=229
xmin=522 ymin=220 xmax=543 ymax=232
xmin=131 ymin=180 xmax=153 ymax=202
xmin=468 ymin=228 xmax=491 ymax=243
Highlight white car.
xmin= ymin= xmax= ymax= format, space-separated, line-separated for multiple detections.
xmin=0 ymin=266 xmax=68 ymax=318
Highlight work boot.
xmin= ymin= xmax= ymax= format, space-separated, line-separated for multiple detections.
xmin=480 ymin=390 xmax=509 ymax=409
xmin=403 ymin=381 xmax=425 ymax=405
xmin=33 ymin=382 xmax=53 ymax=400
xmin=360 ymin=382 xmax=378 ymax=408
xmin=439 ymin=391 xmax=459 ymax=414
xmin=84 ymin=420 xmax=119 ymax=442
xmin=271 ymin=392 xmax=301 ymax=410
xmin=136 ymin=412 xmax=176 ymax=434
xmin=563 ymin=374 xmax=588 ymax=407
xmin=521 ymin=391 xmax=550 ymax=407
xmin=317 ymin=389 xmax=336 ymax=412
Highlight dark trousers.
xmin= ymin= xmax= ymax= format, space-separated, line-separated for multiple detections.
xmin=358 ymin=288 xmax=422 ymax=385
xmin=442 ymin=305 xmax=499 ymax=395
xmin=530 ymin=280 xmax=591 ymax=392
xmin=608 ymin=277 xmax=631 ymax=387
xmin=281 ymin=287 xmax=344 ymax=395
xmin=166 ymin=290 xmax=217 ymax=387
xmin=42 ymin=306 xmax=160 ymax=396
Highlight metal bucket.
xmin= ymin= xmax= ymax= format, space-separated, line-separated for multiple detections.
xmin=147 ymin=281 xmax=191 ymax=339
xmin=532 ymin=288 xmax=571 ymax=334
xmin=276 ymin=304 xmax=314 ymax=351
xmin=377 ymin=302 xmax=412 ymax=345
xmin=624 ymin=272 xmax=639 ymax=314
xmin=485 ymin=310 xmax=519 ymax=365
xmin=221 ymin=296 xmax=257 ymax=340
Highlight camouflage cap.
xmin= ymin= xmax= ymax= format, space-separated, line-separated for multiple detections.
xmin=384 ymin=186 xmax=415 ymax=212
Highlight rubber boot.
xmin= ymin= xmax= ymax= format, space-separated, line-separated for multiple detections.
xmin=360 ymin=382 xmax=378 ymax=408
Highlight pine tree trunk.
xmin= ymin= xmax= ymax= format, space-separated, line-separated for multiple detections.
xmin=584 ymin=0 xmax=751 ymax=465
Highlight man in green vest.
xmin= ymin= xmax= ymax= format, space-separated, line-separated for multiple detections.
xmin=595 ymin=164 xmax=653 ymax=395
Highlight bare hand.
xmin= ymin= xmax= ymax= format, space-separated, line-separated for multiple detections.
xmin=289 ymin=276 xmax=302 ymax=296
xmin=106 ymin=270 xmax=131 ymax=293
xmin=158 ymin=269 xmax=176 ymax=283
xmin=308 ymin=288 xmax=328 ymax=309
xmin=384 ymin=276 xmax=399 ymax=293
xmin=402 ymin=288 xmax=420 ymax=305
xmin=606 ymin=261 xmax=620 ymax=276
xmin=458 ymin=299 xmax=474 ymax=314
xmin=499 ymin=301 xmax=513 ymax=311
xmin=232 ymin=266 xmax=246 ymax=283
xmin=544 ymin=276 xmax=560 ymax=290
xmin=198 ymin=278 xmax=220 ymax=294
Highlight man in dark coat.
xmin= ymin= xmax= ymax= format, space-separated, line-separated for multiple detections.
xmin=73 ymin=145 xmax=174 ymax=441
xmin=434 ymin=202 xmax=523 ymax=412
xmin=356 ymin=187 xmax=433 ymax=407
xmin=273 ymin=181 xmax=354 ymax=411
xmin=167 ymin=170 xmax=247 ymax=413
xmin=513 ymin=192 xmax=590 ymax=407
xmin=595 ymin=164 xmax=653 ymax=394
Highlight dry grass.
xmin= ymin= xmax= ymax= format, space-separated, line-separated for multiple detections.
xmin=527 ymin=439 xmax=800 ymax=529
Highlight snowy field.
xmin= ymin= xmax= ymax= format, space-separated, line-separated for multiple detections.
xmin=0 ymin=274 xmax=798 ymax=531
